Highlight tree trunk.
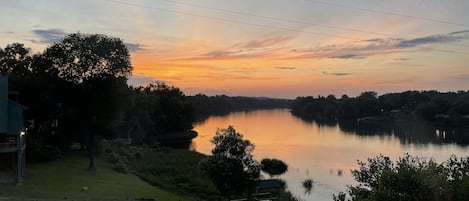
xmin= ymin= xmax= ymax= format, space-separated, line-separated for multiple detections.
xmin=88 ymin=132 xmax=96 ymax=170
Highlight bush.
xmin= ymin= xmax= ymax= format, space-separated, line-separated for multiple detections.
xmin=113 ymin=159 xmax=129 ymax=173
xmin=334 ymin=154 xmax=469 ymax=201
xmin=107 ymin=152 xmax=121 ymax=164
xmin=102 ymin=141 xmax=132 ymax=174
xmin=261 ymin=158 xmax=288 ymax=177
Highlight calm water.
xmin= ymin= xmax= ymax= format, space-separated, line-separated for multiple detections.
xmin=192 ymin=109 xmax=469 ymax=201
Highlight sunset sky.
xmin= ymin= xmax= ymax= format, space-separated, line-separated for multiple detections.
xmin=1 ymin=0 xmax=469 ymax=98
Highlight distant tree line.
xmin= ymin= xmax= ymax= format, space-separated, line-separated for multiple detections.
xmin=189 ymin=94 xmax=292 ymax=120
xmin=291 ymin=91 xmax=469 ymax=127
xmin=1 ymin=34 xmax=194 ymax=167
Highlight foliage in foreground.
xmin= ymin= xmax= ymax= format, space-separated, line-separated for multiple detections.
xmin=200 ymin=126 xmax=261 ymax=198
xmin=102 ymin=141 xmax=221 ymax=201
xmin=334 ymin=154 xmax=469 ymax=201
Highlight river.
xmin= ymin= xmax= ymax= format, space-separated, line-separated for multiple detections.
xmin=192 ymin=109 xmax=469 ymax=201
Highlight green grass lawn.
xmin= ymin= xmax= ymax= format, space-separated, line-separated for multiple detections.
xmin=130 ymin=147 xmax=221 ymax=200
xmin=0 ymin=152 xmax=187 ymax=201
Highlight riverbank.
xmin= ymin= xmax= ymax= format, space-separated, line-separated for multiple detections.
xmin=0 ymin=141 xmax=299 ymax=201
xmin=102 ymin=142 xmax=221 ymax=200
xmin=102 ymin=142 xmax=298 ymax=201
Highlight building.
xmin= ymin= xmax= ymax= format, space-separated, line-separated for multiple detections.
xmin=0 ymin=74 xmax=27 ymax=185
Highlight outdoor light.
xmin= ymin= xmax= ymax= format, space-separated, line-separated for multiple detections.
xmin=20 ymin=131 xmax=25 ymax=136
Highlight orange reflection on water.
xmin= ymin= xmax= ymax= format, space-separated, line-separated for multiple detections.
xmin=193 ymin=109 xmax=404 ymax=163
xmin=192 ymin=109 xmax=469 ymax=201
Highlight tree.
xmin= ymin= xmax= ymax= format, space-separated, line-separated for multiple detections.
xmin=42 ymin=33 xmax=132 ymax=83
xmin=261 ymin=158 xmax=288 ymax=178
xmin=41 ymin=33 xmax=132 ymax=170
xmin=120 ymin=82 xmax=195 ymax=145
xmin=356 ymin=91 xmax=381 ymax=117
xmin=0 ymin=43 xmax=32 ymax=77
xmin=334 ymin=154 xmax=469 ymax=201
xmin=1 ymin=43 xmax=71 ymax=161
xmin=200 ymin=126 xmax=261 ymax=197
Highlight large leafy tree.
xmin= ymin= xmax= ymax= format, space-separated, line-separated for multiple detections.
xmin=43 ymin=33 xmax=132 ymax=82
xmin=200 ymin=126 xmax=261 ymax=197
xmin=41 ymin=33 xmax=132 ymax=169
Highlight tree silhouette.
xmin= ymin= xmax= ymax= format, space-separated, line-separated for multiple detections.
xmin=41 ymin=33 xmax=132 ymax=170
xmin=200 ymin=126 xmax=261 ymax=197
xmin=261 ymin=158 xmax=288 ymax=178
xmin=0 ymin=43 xmax=32 ymax=78
xmin=333 ymin=154 xmax=469 ymax=201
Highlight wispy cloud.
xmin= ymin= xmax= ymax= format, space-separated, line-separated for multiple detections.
xmin=242 ymin=36 xmax=295 ymax=48
xmin=31 ymin=29 xmax=67 ymax=44
xmin=395 ymin=32 xmax=468 ymax=48
xmin=393 ymin=58 xmax=410 ymax=62
xmin=329 ymin=54 xmax=365 ymax=59
xmin=274 ymin=66 xmax=296 ymax=70
xmin=288 ymin=30 xmax=469 ymax=60
xmin=182 ymin=48 xmax=274 ymax=61
xmin=178 ymin=35 xmax=294 ymax=61
xmin=127 ymin=75 xmax=158 ymax=86
xmin=323 ymin=71 xmax=350 ymax=76
xmin=450 ymin=30 xmax=469 ymax=35
xmin=203 ymin=50 xmax=244 ymax=57
xmin=125 ymin=43 xmax=145 ymax=52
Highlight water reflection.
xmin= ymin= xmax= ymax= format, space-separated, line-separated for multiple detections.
xmin=192 ymin=109 xmax=469 ymax=201
xmin=297 ymin=115 xmax=469 ymax=146
xmin=336 ymin=118 xmax=469 ymax=146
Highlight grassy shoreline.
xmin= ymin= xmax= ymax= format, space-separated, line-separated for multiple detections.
xmin=1 ymin=144 xmax=299 ymax=201
xmin=102 ymin=143 xmax=221 ymax=200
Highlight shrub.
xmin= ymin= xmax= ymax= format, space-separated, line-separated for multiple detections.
xmin=200 ymin=126 xmax=261 ymax=197
xmin=107 ymin=152 xmax=121 ymax=164
xmin=261 ymin=158 xmax=288 ymax=177
xmin=113 ymin=159 xmax=129 ymax=173
xmin=334 ymin=154 xmax=469 ymax=201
